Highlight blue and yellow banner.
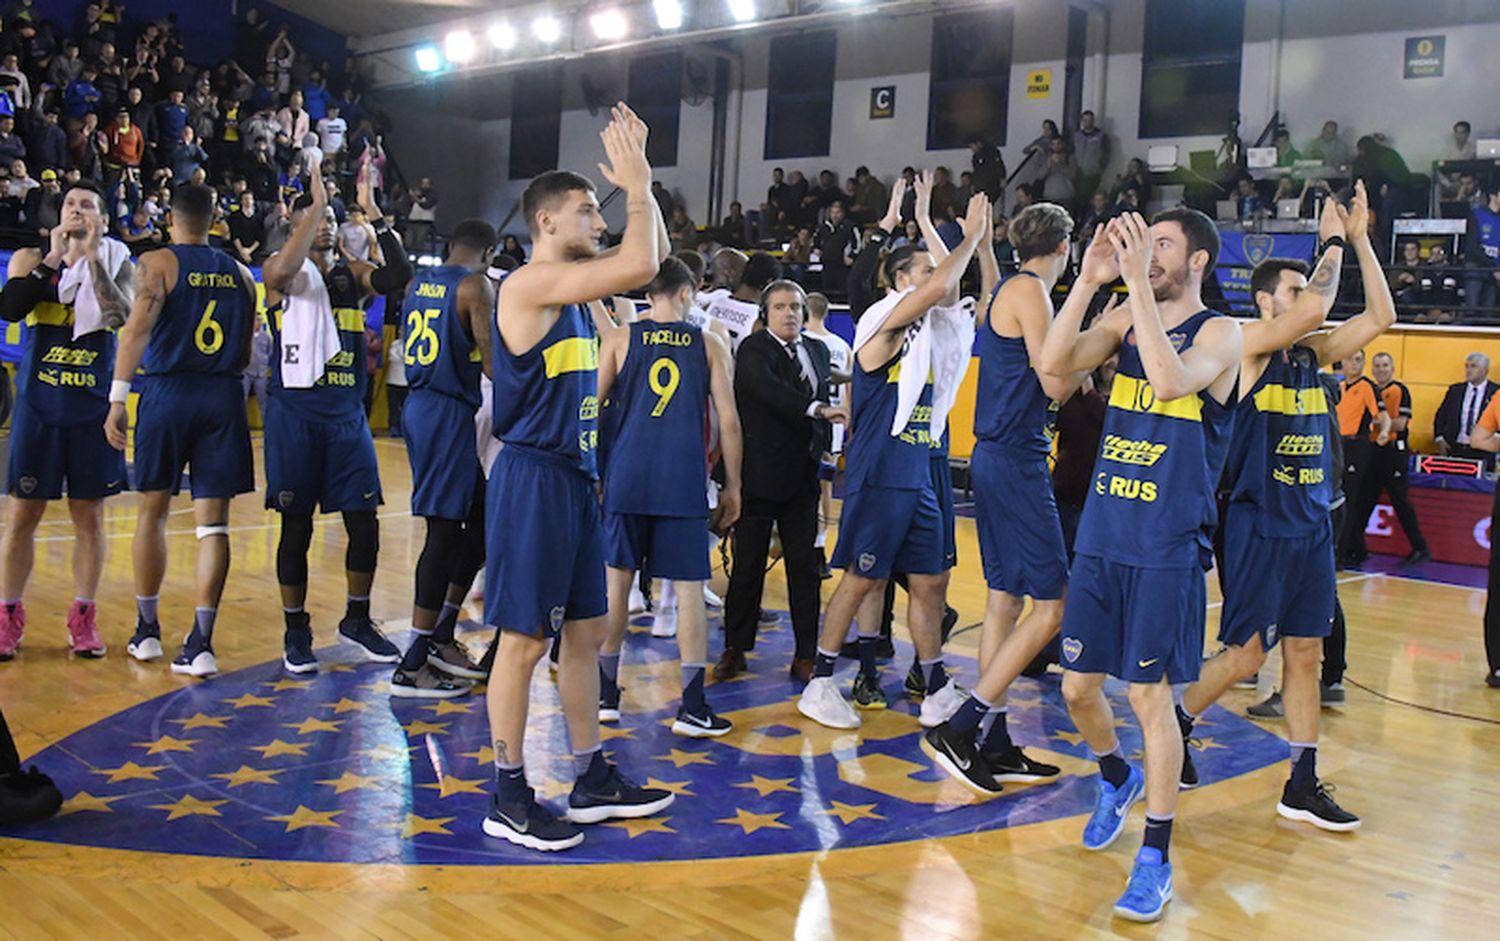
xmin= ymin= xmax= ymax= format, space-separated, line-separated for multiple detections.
xmin=1217 ymin=231 xmax=1318 ymax=313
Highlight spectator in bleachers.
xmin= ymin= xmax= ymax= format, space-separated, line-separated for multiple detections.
xmin=1111 ymin=157 xmax=1150 ymax=205
xmin=0 ymin=112 xmax=22 ymax=165
xmin=100 ymin=106 xmax=143 ymax=177
xmin=1273 ymin=128 xmax=1301 ymax=168
xmin=799 ymin=169 xmax=837 ymax=225
xmin=763 ymin=166 xmax=794 ymax=234
xmin=992 ymin=214 xmax=1014 ymax=270
xmin=813 ymin=200 xmax=859 ymax=294
xmin=1019 ymin=118 xmax=1059 ymax=185
xmin=498 ymin=234 xmax=526 ymax=266
xmin=1306 ymin=120 xmax=1350 ymax=169
xmin=249 ymin=70 xmax=276 ymax=113
xmin=118 ymin=202 xmax=161 ymax=251
xmin=237 ymin=5 xmax=271 ymax=69
xmin=94 ymin=42 xmax=122 ymax=114
xmin=62 ymin=62 xmax=99 ymax=125
xmin=1466 ymin=186 xmax=1500 ymax=318
xmin=928 ymin=165 xmax=957 ymax=221
xmin=717 ymin=200 xmax=749 ymax=249
xmin=228 ymin=189 xmax=263 ymax=263
xmin=888 ymin=219 xmax=923 ymax=251
xmin=898 ymin=165 xmax=917 ymax=222
xmin=782 ymin=225 xmax=812 ymax=282
xmin=338 ymin=204 xmax=380 ymax=265
xmin=668 ymin=204 xmax=697 ymax=252
xmin=1444 ymin=120 xmax=1476 ymax=162
xmin=1234 ymin=172 xmax=1263 ymax=219
xmin=301 ymin=68 xmax=330 ymax=121
xmin=266 ymin=25 xmax=294 ymax=97
xmin=849 ymin=165 xmax=886 ymax=226
xmin=46 ymin=39 xmax=80 ymax=88
xmin=276 ymin=88 xmax=307 ymax=152
xmin=153 ymin=87 xmax=186 ymax=161
xmin=159 ymin=52 xmax=193 ymax=97
xmin=169 ymin=123 xmax=206 ymax=184
xmin=1040 ymin=136 xmax=1075 ymax=205
xmin=933 ymin=202 xmax=962 ymax=250
xmin=23 ymin=165 xmax=59 ymax=234
xmin=1390 ymin=239 xmax=1426 ymax=314
xmin=0 ymin=52 xmax=29 ymax=109
xmin=316 ymin=102 xmax=345 ymax=163
xmin=125 ymin=43 xmax=157 ymax=91
xmin=26 ymin=106 xmax=63 ymax=169
xmin=1077 ymin=190 xmax=1111 ymax=239
xmin=242 ymin=102 xmax=277 ymax=157
xmin=955 ymin=170 xmax=974 ymax=206
xmin=1071 ymin=111 xmax=1107 ymax=207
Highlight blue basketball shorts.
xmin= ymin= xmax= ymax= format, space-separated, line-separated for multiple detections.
xmin=133 ymin=374 xmax=254 ymax=498
xmin=1059 ymin=554 xmax=1206 ymax=684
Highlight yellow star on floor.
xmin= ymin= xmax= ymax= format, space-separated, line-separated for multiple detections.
xmin=397 ymin=813 xmax=456 ymax=838
xmin=358 ymin=679 xmax=392 ymax=696
xmin=421 ymin=700 xmax=474 ymax=716
xmin=1051 ymin=730 xmax=1088 ymax=747
xmin=356 ymin=743 xmax=412 ymax=762
xmin=321 ymin=662 xmax=355 ymax=673
xmin=315 ymin=771 xmax=381 ymax=794
xmin=458 ymin=745 xmax=495 ymax=765
xmin=402 ymin=719 xmax=450 ymax=736
xmin=58 ymin=791 xmax=124 ymax=815
xmin=266 ymin=805 xmax=343 ymax=832
xmin=285 ymin=716 xmax=344 ymax=735
xmin=1191 ymin=736 xmax=1229 ymax=752
xmin=93 ymin=761 xmax=166 ymax=783
xmin=716 ymin=807 xmax=789 ymax=835
xmin=322 ymin=698 xmax=368 ymax=714
xmin=654 ymin=748 xmax=714 ymax=768
xmin=132 ymin=734 xmax=198 ymax=755
xmin=210 ymin=765 xmax=284 ymax=788
xmin=249 ymin=739 xmax=311 ymax=759
xmin=644 ymin=776 xmax=694 ymax=797
xmin=604 ymin=816 xmax=676 ymax=838
xmin=265 ymin=678 xmax=313 ymax=692
xmin=734 ymin=775 xmax=798 ymax=797
xmin=419 ymin=775 xmax=487 ymax=798
xmin=823 ymin=801 xmax=885 ymax=825
xmin=598 ymin=725 xmax=635 ymax=742
xmin=535 ymin=778 xmax=573 ymax=801
xmin=168 ymin=713 xmax=231 ymax=731
xmin=149 ymin=794 xmax=229 ymax=821
xmin=222 ymin=693 xmax=275 ymax=709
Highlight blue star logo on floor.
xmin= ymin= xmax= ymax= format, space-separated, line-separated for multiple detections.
xmin=1 ymin=613 xmax=1289 ymax=865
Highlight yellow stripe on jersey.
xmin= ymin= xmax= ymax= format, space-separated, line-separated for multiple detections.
xmin=885 ymin=361 xmax=935 ymax=384
xmin=6 ymin=322 xmax=22 ymax=345
xmin=469 ymin=347 xmax=483 ymax=362
xmin=1252 ymin=383 xmax=1329 ymax=416
xmin=334 ymin=308 xmax=366 ymax=333
xmin=1108 ymin=373 xmax=1203 ymax=422
xmin=542 ymin=336 xmax=599 ymax=378
xmin=25 ymin=301 xmax=74 ymax=327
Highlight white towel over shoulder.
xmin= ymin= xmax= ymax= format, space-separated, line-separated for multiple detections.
xmin=852 ymin=287 xmax=975 ymax=439
xmin=278 ymin=258 xmax=342 ymax=388
xmin=58 ymin=237 xmax=132 ymax=339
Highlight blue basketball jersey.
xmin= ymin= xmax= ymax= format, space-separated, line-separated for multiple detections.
xmin=268 ymin=259 xmax=367 ymax=421
xmin=400 ymin=264 xmax=481 ymax=406
xmin=845 ymin=341 xmax=935 ymax=492
xmin=144 ymin=245 xmax=252 ymax=377
xmin=15 ymin=264 xmax=114 ymax=426
xmin=491 ymin=302 xmax=600 ymax=479
xmin=974 ymin=272 xmax=1057 ymax=457
xmin=1075 ymin=310 xmax=1235 ymax=568
xmin=603 ymin=319 xmax=710 ymax=517
xmin=1226 ymin=345 xmax=1330 ymax=538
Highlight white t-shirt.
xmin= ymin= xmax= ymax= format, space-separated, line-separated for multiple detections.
xmin=803 ymin=324 xmax=853 ymax=453
xmin=317 ymin=115 xmax=347 ymax=154
xmin=690 ymin=288 xmax=758 ymax=354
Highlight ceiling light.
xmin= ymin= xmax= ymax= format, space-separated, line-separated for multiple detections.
xmin=654 ymin=0 xmax=683 ymax=30
xmin=591 ymin=9 xmax=629 ymax=41
xmin=413 ymin=46 xmax=442 ymax=73
xmin=444 ymin=29 xmax=475 ymax=63
xmin=727 ymin=0 xmax=756 ymax=23
xmin=488 ymin=22 xmax=517 ymax=50
xmin=533 ymin=15 xmax=562 ymax=44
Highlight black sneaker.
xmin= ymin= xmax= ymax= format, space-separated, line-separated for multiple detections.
xmin=852 ymin=670 xmax=886 ymax=710
xmin=984 ymin=745 xmax=1061 ymax=784
xmin=390 ymin=663 xmax=471 ymax=699
xmin=876 ymin=636 xmax=895 ymax=660
xmin=170 ymin=628 xmax=217 ymax=677
xmin=757 ymin=609 xmax=780 ymax=626
xmin=921 ymin=723 xmax=1002 ymax=796
xmin=566 ymin=764 xmax=674 ymax=824
xmin=1402 ymin=547 xmax=1433 ymax=566
xmin=1320 ymin=682 xmax=1346 ymax=706
xmin=1487 ymin=670 xmax=1500 ymax=689
xmin=126 ymin=618 xmax=163 ymax=662
xmin=1180 ymin=737 xmax=1200 ymax=789
xmin=478 ymin=636 xmax=498 ymax=675
xmin=940 ymin=606 xmax=958 ymax=645
xmin=339 ymin=616 xmax=400 ymax=663
xmin=283 ymin=620 xmax=318 ymax=674
xmin=1276 ymin=779 xmax=1361 ymax=832
xmin=482 ymin=789 xmax=583 ymax=851
xmin=1248 ymin=691 xmax=1284 ymax=720
xmin=427 ymin=639 xmax=486 ymax=680
xmin=672 ymin=703 xmax=732 ymax=738
xmin=0 ymin=767 xmax=64 ymax=825
xmin=904 ymin=662 xmax=925 ymax=700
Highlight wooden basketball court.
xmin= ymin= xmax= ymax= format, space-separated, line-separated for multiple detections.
xmin=1 ymin=437 xmax=1497 ymax=939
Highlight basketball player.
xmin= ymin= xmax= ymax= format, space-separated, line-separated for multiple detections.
xmin=104 ymin=184 xmax=258 ymax=676
xmin=1175 ymin=183 xmax=1391 ymax=833
xmin=801 ymin=291 xmax=851 ymax=571
xmin=597 ymin=256 xmax=742 ymax=736
xmin=1036 ymin=209 xmax=1243 ymax=922
xmin=481 ymin=105 xmax=672 ymax=851
xmin=692 ymin=248 xmax=758 ymax=352
xmin=0 ymin=183 xmax=130 ymax=660
xmin=924 ymin=200 xmax=1098 ymax=793
xmin=260 ymin=153 xmax=413 ymax=673
xmin=388 ymin=218 xmax=498 ymax=697
xmin=797 ymin=193 xmax=991 ymax=731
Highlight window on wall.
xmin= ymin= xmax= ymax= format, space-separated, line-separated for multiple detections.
xmin=509 ymin=65 xmax=562 ymax=180
xmin=927 ymin=9 xmax=1012 ymax=151
xmin=764 ymin=31 xmax=836 ymax=160
xmin=628 ymin=52 xmax=682 ymax=168
xmin=1139 ymin=0 xmax=1245 ymax=138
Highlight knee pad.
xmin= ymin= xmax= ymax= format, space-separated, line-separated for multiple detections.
xmin=276 ymin=513 xmax=315 ymax=587
xmin=343 ymin=510 xmax=379 ymax=574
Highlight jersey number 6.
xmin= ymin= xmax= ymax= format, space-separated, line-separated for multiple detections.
xmin=195 ymin=301 xmax=223 ymax=355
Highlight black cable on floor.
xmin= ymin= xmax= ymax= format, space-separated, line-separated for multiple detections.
xmin=1343 ymin=676 xmax=1500 ymax=726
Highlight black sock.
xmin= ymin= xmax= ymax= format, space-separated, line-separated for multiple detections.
xmin=814 ymin=647 xmax=838 ymax=678
xmin=1175 ymin=703 xmax=1196 ymax=739
xmin=857 ymin=636 xmax=877 ymax=676
xmin=495 ymin=762 xmax=526 ymax=802
xmin=400 ymin=634 xmax=430 ymax=672
xmin=432 ymin=602 xmax=461 ymax=644
xmin=346 ymin=595 xmax=370 ymax=622
xmin=1142 ymin=814 xmax=1173 ymax=863
xmin=284 ymin=606 xmax=307 ymax=632
xmin=1097 ymin=748 xmax=1130 ymax=788
xmin=978 ymin=707 xmax=1012 ymax=755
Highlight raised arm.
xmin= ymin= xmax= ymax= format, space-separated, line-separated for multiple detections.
xmin=1303 ymin=182 xmax=1397 ymax=367
xmin=261 ymin=151 xmax=324 ymax=296
xmin=349 ymin=152 xmax=412 ymax=300
xmin=706 ymin=331 xmax=742 ymax=530
xmin=104 ymin=250 xmax=171 ymax=450
xmin=1241 ymin=193 xmax=1346 ymax=357
xmin=1038 ymin=223 xmax=1129 ymax=376
xmin=1112 ymin=213 xmax=1242 ymax=401
xmin=883 ymin=194 xmax=988 ymax=334
xmin=913 ymin=171 xmax=947 ymax=260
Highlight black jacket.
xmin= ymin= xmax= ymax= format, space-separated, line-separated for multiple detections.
xmin=1434 ymin=379 xmax=1499 ymax=446
xmin=734 ymin=328 xmax=832 ymax=502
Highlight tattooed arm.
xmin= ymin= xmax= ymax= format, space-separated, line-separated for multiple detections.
xmin=85 ymin=217 xmax=135 ymax=329
xmin=1240 ymin=192 xmax=1345 ymax=359
xmin=104 ymin=249 xmax=173 ymax=451
xmin=1304 ymin=181 xmax=1397 ymax=367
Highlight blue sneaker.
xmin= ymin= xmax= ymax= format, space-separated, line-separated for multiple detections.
xmin=566 ymin=763 xmax=674 ymax=824
xmin=1082 ymin=764 xmax=1144 ymax=851
xmin=1113 ymin=855 xmax=1173 ymax=922
xmin=283 ymin=617 xmax=318 ymax=674
xmin=338 ymin=615 xmax=400 ymax=663
xmin=170 ymin=627 xmax=217 ymax=677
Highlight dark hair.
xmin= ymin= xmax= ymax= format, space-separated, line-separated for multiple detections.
xmin=856 ymin=165 xmax=869 ymax=176
xmin=902 ymin=166 xmax=915 ymax=175
xmin=1456 ymin=120 xmax=1471 ymax=133
xmin=1249 ymin=258 xmax=1310 ymax=305
xmin=646 ymin=257 xmax=696 ymax=298
xmin=292 ymin=191 xmax=318 ymax=213
xmin=741 ymin=252 xmax=784 ymax=292
xmin=1273 ymin=128 xmax=1290 ymax=141
xmin=672 ymin=249 xmax=707 ymax=284
xmin=63 ymin=180 xmax=105 ymax=213
xmin=883 ymin=244 xmax=921 ymax=283
xmin=450 ymin=217 xmax=497 ymax=254
xmin=758 ymin=279 xmax=806 ymax=319
xmin=1011 ymin=203 xmax=1075 ymax=261
xmin=171 ymin=183 xmax=216 ymax=224
xmin=521 ymin=170 xmax=595 ymax=236
xmin=1151 ymin=207 xmax=1221 ymax=274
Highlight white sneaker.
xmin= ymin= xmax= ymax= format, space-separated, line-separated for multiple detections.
xmin=127 ymin=636 xmax=163 ymax=662
xmin=919 ymin=678 xmax=967 ymax=728
xmin=628 ymin=583 xmax=648 ymax=615
xmin=704 ymin=586 xmax=723 ymax=609
xmin=650 ymin=609 xmax=677 ymax=638
xmin=171 ymin=648 xmax=218 ymax=678
xmin=798 ymin=676 xmax=861 ymax=729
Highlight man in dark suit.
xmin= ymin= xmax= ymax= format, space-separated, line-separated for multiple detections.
xmin=717 ymin=279 xmax=846 ymax=682
xmin=1433 ymin=352 xmax=1499 ymax=464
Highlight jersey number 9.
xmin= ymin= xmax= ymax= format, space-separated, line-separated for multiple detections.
xmin=405 ymin=308 xmax=441 ymax=367
xmin=649 ymin=357 xmax=680 ymax=418
xmin=195 ymin=301 xmax=223 ymax=355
